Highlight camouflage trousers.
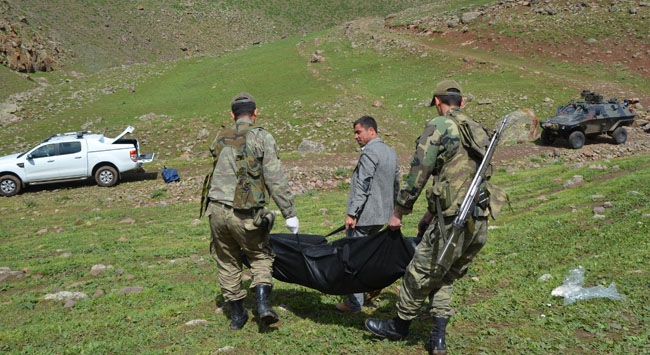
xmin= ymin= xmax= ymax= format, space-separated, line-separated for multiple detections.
xmin=396 ymin=216 xmax=488 ymax=320
xmin=208 ymin=202 xmax=275 ymax=302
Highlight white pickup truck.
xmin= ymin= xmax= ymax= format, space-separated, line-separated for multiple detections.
xmin=0 ymin=126 xmax=154 ymax=197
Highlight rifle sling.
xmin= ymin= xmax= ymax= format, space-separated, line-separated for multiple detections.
xmin=434 ymin=175 xmax=448 ymax=242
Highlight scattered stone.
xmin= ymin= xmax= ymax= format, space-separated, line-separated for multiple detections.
xmin=593 ymin=206 xmax=606 ymax=214
xmin=0 ymin=267 xmax=25 ymax=281
xmin=116 ymin=286 xmax=143 ymax=295
xmin=43 ymin=291 xmax=88 ymax=301
xmin=90 ymin=264 xmax=107 ymax=276
xmin=461 ymin=12 xmax=482 ymax=24
xmin=310 ymin=53 xmax=325 ymax=63
xmin=185 ymin=319 xmax=208 ymax=326
xmin=563 ymin=175 xmax=584 ymax=189
xmin=297 ymin=139 xmax=325 ymax=153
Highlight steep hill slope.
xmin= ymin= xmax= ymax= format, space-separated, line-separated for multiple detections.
xmin=0 ymin=0 xmax=443 ymax=72
xmin=1 ymin=0 xmax=649 ymax=188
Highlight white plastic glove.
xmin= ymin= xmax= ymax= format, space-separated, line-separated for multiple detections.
xmin=285 ymin=216 xmax=299 ymax=234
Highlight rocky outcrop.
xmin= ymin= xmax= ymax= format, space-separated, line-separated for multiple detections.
xmin=0 ymin=19 xmax=58 ymax=72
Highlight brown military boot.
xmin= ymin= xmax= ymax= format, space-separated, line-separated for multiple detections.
xmin=228 ymin=299 xmax=249 ymax=330
xmin=428 ymin=317 xmax=448 ymax=355
xmin=255 ymin=285 xmax=279 ymax=325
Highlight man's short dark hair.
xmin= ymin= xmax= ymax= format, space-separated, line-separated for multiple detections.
xmin=232 ymin=101 xmax=256 ymax=117
xmin=353 ymin=115 xmax=378 ymax=133
xmin=231 ymin=93 xmax=256 ymax=117
xmin=434 ymin=89 xmax=463 ymax=107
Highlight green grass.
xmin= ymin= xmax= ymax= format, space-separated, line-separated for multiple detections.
xmin=2 ymin=0 xmax=650 ymax=353
xmin=1 ymin=154 xmax=650 ymax=353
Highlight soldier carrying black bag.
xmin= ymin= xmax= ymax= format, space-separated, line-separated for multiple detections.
xmin=200 ymin=92 xmax=299 ymax=331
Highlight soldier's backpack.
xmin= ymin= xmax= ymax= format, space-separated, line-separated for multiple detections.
xmin=446 ymin=112 xmax=509 ymax=219
xmin=448 ymin=112 xmax=493 ymax=161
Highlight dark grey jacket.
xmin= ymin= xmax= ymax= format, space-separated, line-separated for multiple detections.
xmin=346 ymin=137 xmax=399 ymax=227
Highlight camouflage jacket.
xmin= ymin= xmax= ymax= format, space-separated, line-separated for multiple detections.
xmin=203 ymin=118 xmax=296 ymax=219
xmin=396 ymin=108 xmax=492 ymax=218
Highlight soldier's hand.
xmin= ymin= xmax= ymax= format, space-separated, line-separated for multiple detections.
xmin=285 ymin=216 xmax=299 ymax=234
xmin=418 ymin=211 xmax=434 ymax=236
xmin=417 ymin=219 xmax=430 ymax=237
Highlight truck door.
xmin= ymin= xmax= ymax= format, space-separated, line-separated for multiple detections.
xmin=24 ymin=141 xmax=87 ymax=181
xmin=24 ymin=143 xmax=59 ymax=181
xmin=55 ymin=141 xmax=87 ymax=178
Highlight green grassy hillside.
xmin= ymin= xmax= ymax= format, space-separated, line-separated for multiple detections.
xmin=2 ymin=1 xmax=648 ymax=161
xmin=1 ymin=0 xmax=650 ymax=353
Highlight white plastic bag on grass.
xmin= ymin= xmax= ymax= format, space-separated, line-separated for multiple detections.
xmin=551 ymin=266 xmax=626 ymax=305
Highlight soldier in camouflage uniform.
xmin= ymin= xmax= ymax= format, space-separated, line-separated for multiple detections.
xmin=201 ymin=92 xmax=299 ymax=331
xmin=365 ymin=80 xmax=502 ymax=355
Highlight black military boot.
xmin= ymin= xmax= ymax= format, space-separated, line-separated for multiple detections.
xmin=254 ymin=284 xmax=279 ymax=325
xmin=364 ymin=317 xmax=411 ymax=341
xmin=428 ymin=317 xmax=448 ymax=355
xmin=228 ymin=299 xmax=249 ymax=331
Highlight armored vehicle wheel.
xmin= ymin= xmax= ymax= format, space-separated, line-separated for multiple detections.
xmin=0 ymin=174 xmax=21 ymax=197
xmin=95 ymin=166 xmax=119 ymax=187
xmin=540 ymin=129 xmax=554 ymax=145
xmin=568 ymin=131 xmax=585 ymax=149
xmin=612 ymin=127 xmax=627 ymax=144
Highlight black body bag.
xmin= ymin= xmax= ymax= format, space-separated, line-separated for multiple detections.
xmin=264 ymin=229 xmax=418 ymax=295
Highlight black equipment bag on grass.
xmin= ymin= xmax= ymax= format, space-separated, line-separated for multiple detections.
xmin=266 ymin=229 xmax=418 ymax=295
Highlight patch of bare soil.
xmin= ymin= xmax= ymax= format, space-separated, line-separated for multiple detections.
xmin=428 ymin=29 xmax=650 ymax=104
xmin=279 ymin=126 xmax=650 ymax=193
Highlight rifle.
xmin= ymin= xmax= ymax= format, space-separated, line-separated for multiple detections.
xmin=436 ymin=115 xmax=509 ymax=272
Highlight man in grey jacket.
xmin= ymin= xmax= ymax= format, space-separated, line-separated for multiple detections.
xmin=336 ymin=115 xmax=400 ymax=313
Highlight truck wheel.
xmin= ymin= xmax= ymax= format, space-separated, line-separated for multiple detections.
xmin=612 ymin=127 xmax=627 ymax=144
xmin=95 ymin=166 xmax=119 ymax=187
xmin=0 ymin=175 xmax=21 ymax=197
xmin=540 ymin=129 xmax=554 ymax=145
xmin=568 ymin=131 xmax=585 ymax=149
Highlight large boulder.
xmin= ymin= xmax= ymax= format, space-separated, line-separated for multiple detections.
xmin=500 ymin=108 xmax=540 ymax=144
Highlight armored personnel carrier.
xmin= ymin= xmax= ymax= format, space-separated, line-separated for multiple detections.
xmin=540 ymin=90 xmax=637 ymax=149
